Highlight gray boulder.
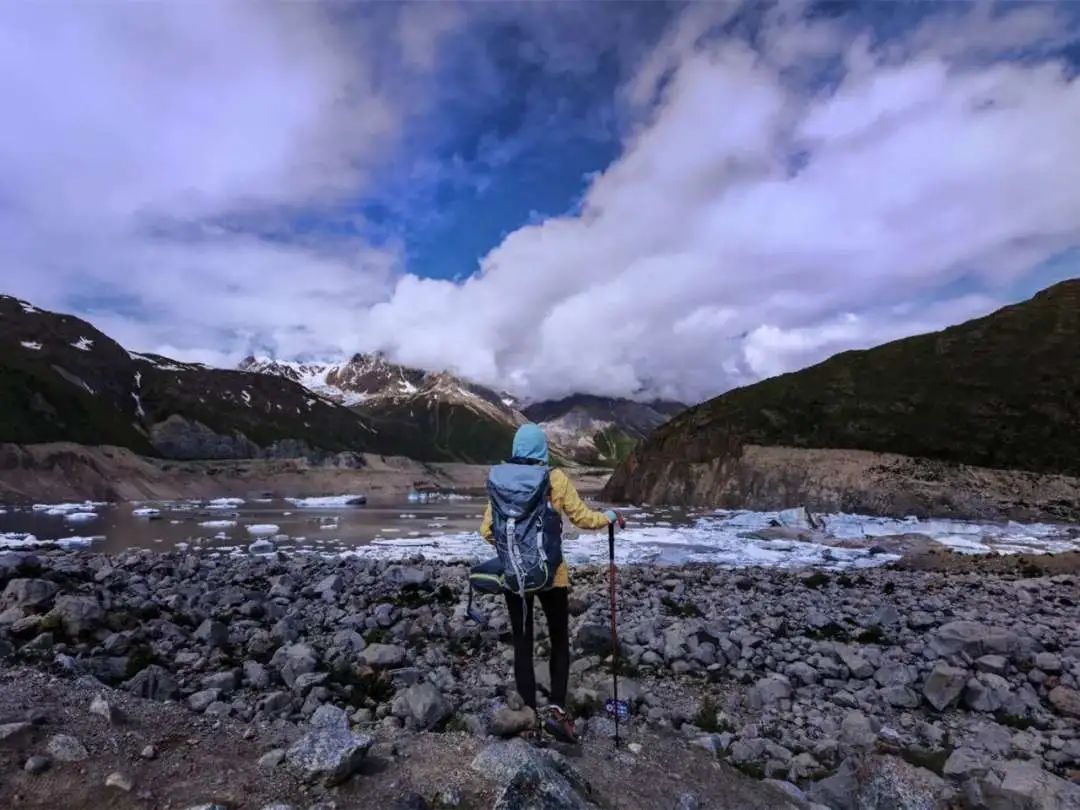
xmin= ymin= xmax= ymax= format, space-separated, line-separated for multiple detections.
xmin=194 ymin=619 xmax=228 ymax=648
xmin=48 ymin=595 xmax=104 ymax=636
xmin=929 ymin=622 xmax=1019 ymax=659
xmin=836 ymin=645 xmax=875 ymax=679
xmin=471 ymin=741 xmax=593 ymax=809
xmin=943 ymin=747 xmax=987 ymax=779
xmin=2 ymin=579 xmax=58 ymax=610
xmin=490 ymin=706 xmax=536 ymax=738
xmin=393 ymin=682 xmax=451 ymax=730
xmin=386 ymin=566 xmax=429 ymax=588
xmin=923 ymin=662 xmax=968 ymax=711
xmin=188 ymin=689 xmax=220 ymax=712
xmin=46 ymin=733 xmax=89 ymax=762
xmin=840 ymin=711 xmax=877 ymax=751
xmin=964 ymin=674 xmax=1012 ymax=713
xmin=270 ymin=643 xmax=317 ymax=687
xmin=749 ymin=675 xmax=793 ymax=709
xmin=285 ymin=728 xmax=373 ymax=786
xmin=979 ymin=760 xmax=1080 ymax=809
xmin=1048 ymin=686 xmax=1080 ymax=718
xmin=310 ymin=704 xmax=349 ymax=730
xmin=360 ymin=643 xmax=406 ymax=669
xmin=855 ymin=755 xmax=950 ymax=809
xmin=124 ymin=665 xmax=179 ymax=701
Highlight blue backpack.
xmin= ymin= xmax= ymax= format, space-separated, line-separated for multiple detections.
xmin=469 ymin=462 xmax=563 ymax=597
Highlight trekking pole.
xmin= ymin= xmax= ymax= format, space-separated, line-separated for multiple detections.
xmin=608 ymin=522 xmax=621 ymax=748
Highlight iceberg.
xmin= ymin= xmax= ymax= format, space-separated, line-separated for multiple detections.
xmin=246 ymin=524 xmax=280 ymax=536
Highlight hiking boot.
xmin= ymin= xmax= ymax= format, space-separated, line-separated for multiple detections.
xmin=543 ymin=705 xmax=578 ymax=744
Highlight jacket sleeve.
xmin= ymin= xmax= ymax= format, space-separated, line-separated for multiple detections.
xmin=550 ymin=469 xmax=610 ymax=531
xmin=480 ymin=500 xmax=494 ymax=544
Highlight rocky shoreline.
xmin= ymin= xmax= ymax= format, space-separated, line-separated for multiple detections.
xmin=1 ymin=547 xmax=1078 ymax=809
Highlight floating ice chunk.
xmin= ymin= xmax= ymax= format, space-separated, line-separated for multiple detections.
xmin=207 ymin=497 xmax=244 ymax=509
xmin=54 ymin=535 xmax=103 ymax=549
xmin=132 ymin=507 xmax=160 ymax=518
xmin=285 ymin=494 xmax=367 ymax=507
xmin=198 ymin=520 xmax=237 ymax=529
xmin=399 ymin=513 xmax=417 ymax=519
xmin=0 ymin=532 xmax=39 ymax=549
xmin=20 ymin=340 xmax=42 ymax=350
xmin=64 ymin=512 xmax=97 ymax=523
xmin=176 ymin=542 xmax=190 ymax=551
xmin=246 ymin=524 xmax=280 ymax=536
xmin=249 ymin=538 xmax=275 ymax=554
xmin=33 ymin=501 xmax=103 ymax=515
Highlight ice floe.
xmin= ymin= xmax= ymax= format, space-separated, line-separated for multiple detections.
xmin=246 ymin=524 xmax=280 ymax=536
xmin=132 ymin=507 xmax=161 ymax=518
xmin=207 ymin=498 xmax=245 ymax=509
xmin=32 ymin=501 xmax=104 ymax=515
xmin=284 ymin=495 xmax=367 ymax=507
xmin=64 ymin=512 xmax=97 ymax=523
xmin=336 ymin=509 xmax=1080 ymax=569
xmin=0 ymin=532 xmax=103 ymax=550
xmin=198 ymin=520 xmax=237 ymax=529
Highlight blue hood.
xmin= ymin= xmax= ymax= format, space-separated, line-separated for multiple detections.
xmin=511 ymin=423 xmax=549 ymax=463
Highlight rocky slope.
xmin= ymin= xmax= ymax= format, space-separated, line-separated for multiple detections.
xmin=0 ymin=296 xmax=380 ymax=461
xmin=606 ymin=280 xmax=1080 ymax=508
xmin=0 ymin=548 xmax=1078 ymax=809
xmin=523 ymin=395 xmax=686 ymax=466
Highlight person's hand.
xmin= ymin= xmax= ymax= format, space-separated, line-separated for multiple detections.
xmin=605 ymin=509 xmax=626 ymax=529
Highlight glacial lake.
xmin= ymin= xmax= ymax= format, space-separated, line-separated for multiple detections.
xmin=3 ymin=495 xmax=1079 ymax=570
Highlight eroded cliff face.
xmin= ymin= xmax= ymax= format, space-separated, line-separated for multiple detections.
xmin=605 ymin=443 xmax=1080 ymax=522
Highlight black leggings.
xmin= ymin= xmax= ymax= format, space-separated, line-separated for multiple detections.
xmin=504 ymin=587 xmax=569 ymax=710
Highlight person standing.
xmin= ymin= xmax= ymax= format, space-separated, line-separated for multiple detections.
xmin=480 ymin=423 xmax=624 ymax=742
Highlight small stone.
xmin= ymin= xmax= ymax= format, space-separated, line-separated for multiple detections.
xmin=923 ymin=662 xmax=968 ymax=711
xmin=392 ymin=682 xmax=451 ymax=730
xmin=46 ymin=733 xmax=89 ymax=762
xmin=24 ymin=755 xmax=50 ymax=774
xmin=1034 ymin=652 xmax=1061 ymax=673
xmin=490 ymin=706 xmax=536 ymax=738
xmin=89 ymin=694 xmax=120 ymax=724
xmin=259 ymin=748 xmax=286 ymax=770
xmin=975 ymin=655 xmax=1008 ymax=675
xmin=194 ymin=619 xmax=228 ymax=648
xmin=359 ymin=643 xmax=406 ymax=669
xmin=188 ymin=688 xmax=221 ymax=713
xmin=106 ymin=772 xmax=133 ymax=792
xmin=285 ymin=728 xmax=373 ymax=786
xmin=840 ymin=711 xmax=877 ymax=750
xmin=140 ymin=744 xmax=157 ymax=760
xmin=943 ymin=747 xmax=986 ymax=779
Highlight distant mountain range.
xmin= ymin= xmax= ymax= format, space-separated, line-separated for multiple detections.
xmin=0 ymin=294 xmax=683 ymax=464
xmin=605 ymin=279 xmax=1080 ymax=507
xmin=240 ymin=357 xmax=685 ymax=465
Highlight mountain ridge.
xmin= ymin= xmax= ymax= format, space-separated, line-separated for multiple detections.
xmin=605 ymin=279 xmax=1080 ymax=507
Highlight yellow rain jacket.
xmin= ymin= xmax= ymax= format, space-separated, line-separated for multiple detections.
xmin=480 ymin=468 xmax=609 ymax=588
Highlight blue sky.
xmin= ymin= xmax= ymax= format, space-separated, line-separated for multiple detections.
xmin=1 ymin=1 xmax=1079 ymax=401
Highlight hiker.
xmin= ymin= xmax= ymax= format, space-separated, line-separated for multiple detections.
xmin=479 ymin=422 xmax=625 ymax=743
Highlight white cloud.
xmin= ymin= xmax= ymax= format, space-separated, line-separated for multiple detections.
xmin=0 ymin=2 xmax=428 ymax=359
xmin=2 ymin=3 xmax=1078 ymax=406
xmin=359 ymin=4 xmax=1080 ymax=403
